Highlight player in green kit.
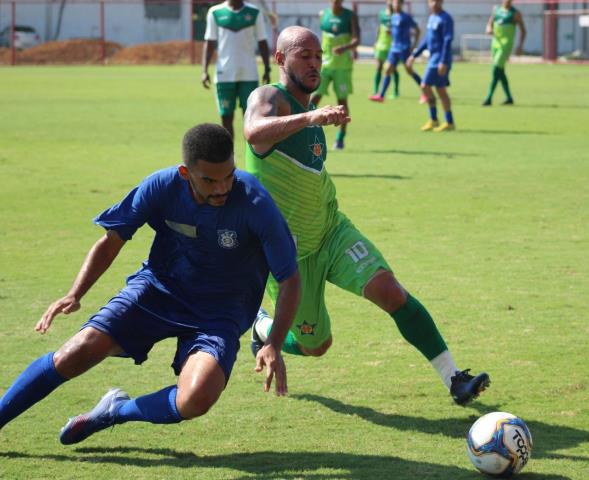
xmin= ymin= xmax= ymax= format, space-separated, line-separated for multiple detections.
xmin=311 ymin=0 xmax=360 ymax=150
xmin=482 ymin=0 xmax=526 ymax=106
xmin=243 ymin=26 xmax=491 ymax=406
xmin=371 ymin=1 xmax=393 ymax=98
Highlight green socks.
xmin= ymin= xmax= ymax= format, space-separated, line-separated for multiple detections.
xmin=390 ymin=294 xmax=448 ymax=361
xmin=373 ymin=70 xmax=382 ymax=95
xmin=393 ymin=71 xmax=400 ymax=95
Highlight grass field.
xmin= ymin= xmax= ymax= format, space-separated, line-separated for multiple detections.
xmin=0 ymin=62 xmax=588 ymax=480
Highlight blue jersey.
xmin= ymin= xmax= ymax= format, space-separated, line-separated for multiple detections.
xmin=413 ymin=10 xmax=453 ymax=67
xmin=391 ymin=11 xmax=417 ymax=52
xmin=94 ymin=167 xmax=297 ymax=334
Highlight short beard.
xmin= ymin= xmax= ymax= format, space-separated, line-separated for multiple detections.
xmin=287 ymin=69 xmax=317 ymax=95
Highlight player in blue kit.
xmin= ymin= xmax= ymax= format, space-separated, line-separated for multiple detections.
xmin=369 ymin=0 xmax=422 ymax=103
xmin=406 ymin=0 xmax=455 ymax=132
xmin=0 ymin=123 xmax=300 ymax=444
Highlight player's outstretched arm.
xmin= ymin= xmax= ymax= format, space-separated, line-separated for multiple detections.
xmin=36 ymin=230 xmax=125 ymax=334
xmin=515 ymin=11 xmax=526 ymax=55
xmin=255 ymin=271 xmax=301 ymax=395
xmin=244 ymin=85 xmax=351 ymax=155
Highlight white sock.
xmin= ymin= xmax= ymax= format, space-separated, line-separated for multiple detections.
xmin=430 ymin=350 xmax=459 ymax=390
xmin=254 ymin=309 xmax=274 ymax=342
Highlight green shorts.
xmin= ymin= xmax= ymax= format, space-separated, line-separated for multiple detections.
xmin=266 ymin=212 xmax=390 ymax=349
xmin=215 ymin=81 xmax=258 ymax=117
xmin=315 ymin=67 xmax=353 ymax=99
xmin=374 ymin=48 xmax=389 ymax=63
xmin=491 ymin=40 xmax=513 ymax=69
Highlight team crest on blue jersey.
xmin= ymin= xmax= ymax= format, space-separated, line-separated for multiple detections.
xmin=218 ymin=230 xmax=239 ymax=249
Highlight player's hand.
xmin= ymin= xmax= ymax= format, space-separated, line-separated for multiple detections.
xmin=485 ymin=26 xmax=493 ymax=35
xmin=307 ymin=105 xmax=351 ymax=127
xmin=36 ymin=294 xmax=81 ymax=334
xmin=438 ymin=63 xmax=447 ymax=76
xmin=406 ymin=56 xmax=415 ymax=69
xmin=515 ymin=46 xmax=523 ymax=56
xmin=333 ymin=45 xmax=347 ymax=55
xmin=255 ymin=343 xmax=288 ymax=396
xmin=201 ymin=72 xmax=211 ymax=89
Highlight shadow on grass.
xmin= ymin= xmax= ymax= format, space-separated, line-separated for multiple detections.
xmin=330 ymin=173 xmax=411 ymax=180
xmin=294 ymin=395 xmax=589 ymax=465
xmin=459 ymin=129 xmax=552 ymax=135
xmin=367 ymin=149 xmax=479 ymax=157
xmin=0 ymin=448 xmax=572 ymax=480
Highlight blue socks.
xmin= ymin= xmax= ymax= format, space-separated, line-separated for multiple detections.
xmin=380 ymin=75 xmax=391 ymax=97
xmin=0 ymin=352 xmax=68 ymax=428
xmin=411 ymin=72 xmax=422 ymax=86
xmin=429 ymin=106 xmax=438 ymax=121
xmin=116 ymin=385 xmax=183 ymax=424
xmin=445 ymin=110 xmax=454 ymax=125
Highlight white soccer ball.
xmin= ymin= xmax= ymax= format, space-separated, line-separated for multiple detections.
xmin=466 ymin=411 xmax=533 ymax=477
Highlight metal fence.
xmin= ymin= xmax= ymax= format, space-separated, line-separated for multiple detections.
xmin=1 ymin=0 xmax=588 ymax=65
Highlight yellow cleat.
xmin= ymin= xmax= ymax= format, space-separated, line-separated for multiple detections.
xmin=433 ymin=122 xmax=456 ymax=132
xmin=420 ymin=119 xmax=440 ymax=131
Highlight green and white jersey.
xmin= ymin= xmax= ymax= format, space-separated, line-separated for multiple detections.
xmin=374 ymin=9 xmax=392 ymax=52
xmin=493 ymin=5 xmax=517 ymax=46
xmin=320 ymin=7 xmax=354 ymax=70
xmin=205 ymin=1 xmax=267 ymax=83
xmin=245 ymin=83 xmax=340 ymax=259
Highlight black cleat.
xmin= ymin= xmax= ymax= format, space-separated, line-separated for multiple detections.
xmin=450 ymin=369 xmax=490 ymax=406
xmin=250 ymin=308 xmax=270 ymax=357
xmin=502 ymin=98 xmax=514 ymax=105
xmin=482 ymin=99 xmax=492 ymax=106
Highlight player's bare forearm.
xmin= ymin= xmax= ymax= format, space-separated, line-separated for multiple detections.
xmin=36 ymin=230 xmax=125 ymax=333
xmin=67 ymin=230 xmax=125 ymax=301
xmin=267 ymin=271 xmax=301 ymax=350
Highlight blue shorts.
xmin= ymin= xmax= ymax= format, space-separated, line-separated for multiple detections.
xmin=423 ymin=66 xmax=451 ymax=87
xmin=83 ymin=280 xmax=241 ymax=382
xmin=387 ymin=48 xmax=411 ymax=66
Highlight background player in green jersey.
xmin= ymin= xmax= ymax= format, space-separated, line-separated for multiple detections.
xmin=483 ymin=0 xmax=526 ymax=106
xmin=371 ymin=1 xmax=393 ymax=97
xmin=311 ymin=0 xmax=360 ymax=150
xmin=202 ymin=0 xmax=271 ymax=138
xmin=244 ymin=26 xmax=491 ymax=406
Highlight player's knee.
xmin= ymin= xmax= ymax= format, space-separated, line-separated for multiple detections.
xmin=301 ymin=336 xmax=332 ymax=357
xmin=364 ymin=271 xmax=407 ymax=313
xmin=176 ymin=390 xmax=219 ymax=419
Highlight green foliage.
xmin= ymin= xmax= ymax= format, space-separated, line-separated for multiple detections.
xmin=0 ymin=63 xmax=587 ymax=479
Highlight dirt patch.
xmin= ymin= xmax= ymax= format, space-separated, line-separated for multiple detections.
xmin=109 ymin=40 xmax=203 ymax=64
xmin=0 ymin=39 xmax=204 ymax=65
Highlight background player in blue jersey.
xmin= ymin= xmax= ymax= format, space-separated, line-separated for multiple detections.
xmin=369 ymin=0 xmax=422 ymax=103
xmin=0 ymin=123 xmax=300 ymax=444
xmin=406 ymin=0 xmax=455 ymax=132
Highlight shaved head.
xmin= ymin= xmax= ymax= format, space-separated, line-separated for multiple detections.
xmin=276 ymin=26 xmax=321 ymax=55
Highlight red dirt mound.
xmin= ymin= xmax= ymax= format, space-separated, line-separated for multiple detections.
xmin=0 ymin=39 xmax=205 ymax=65
xmin=109 ymin=40 xmax=202 ymax=65
xmin=0 ymin=39 xmax=123 ymax=65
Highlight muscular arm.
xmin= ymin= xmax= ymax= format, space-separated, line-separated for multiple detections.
xmin=258 ymin=39 xmax=271 ymax=84
xmin=244 ymin=85 xmax=350 ymax=155
xmin=485 ymin=10 xmax=494 ymax=35
xmin=36 ymin=230 xmax=126 ymax=333
xmin=201 ymin=39 xmax=217 ymax=88
xmin=515 ymin=11 xmax=526 ymax=54
xmin=255 ymin=270 xmax=301 ymax=395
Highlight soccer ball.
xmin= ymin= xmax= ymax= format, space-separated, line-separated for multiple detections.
xmin=466 ymin=412 xmax=533 ymax=477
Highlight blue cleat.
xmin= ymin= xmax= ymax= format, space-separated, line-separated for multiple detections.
xmin=250 ymin=308 xmax=271 ymax=357
xmin=333 ymin=139 xmax=344 ymax=151
xmin=60 ymin=388 xmax=129 ymax=445
xmin=450 ymin=369 xmax=490 ymax=406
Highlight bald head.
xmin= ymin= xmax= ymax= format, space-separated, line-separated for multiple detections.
xmin=276 ymin=26 xmax=321 ymax=55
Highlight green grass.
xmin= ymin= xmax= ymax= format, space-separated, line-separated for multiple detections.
xmin=0 ymin=62 xmax=588 ymax=479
